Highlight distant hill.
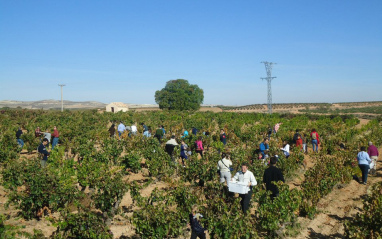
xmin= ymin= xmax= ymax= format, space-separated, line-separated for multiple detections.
xmin=0 ymin=100 xmax=106 ymax=110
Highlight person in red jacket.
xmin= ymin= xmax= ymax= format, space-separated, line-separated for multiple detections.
xmin=310 ymin=129 xmax=320 ymax=152
xmin=51 ymin=126 xmax=60 ymax=150
xmin=296 ymin=135 xmax=303 ymax=151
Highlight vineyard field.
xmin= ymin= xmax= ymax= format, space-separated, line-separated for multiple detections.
xmin=0 ymin=109 xmax=381 ymax=238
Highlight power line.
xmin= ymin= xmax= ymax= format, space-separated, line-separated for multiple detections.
xmin=58 ymin=84 xmax=66 ymax=112
xmin=261 ymin=61 xmax=276 ymax=114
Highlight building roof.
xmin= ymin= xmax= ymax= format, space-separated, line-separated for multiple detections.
xmin=107 ymin=102 xmax=129 ymax=108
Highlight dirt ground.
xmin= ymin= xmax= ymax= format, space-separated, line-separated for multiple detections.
xmin=0 ymin=118 xmax=380 ymax=238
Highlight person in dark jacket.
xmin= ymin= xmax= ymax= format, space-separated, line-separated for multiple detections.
xmin=38 ymin=138 xmax=50 ymax=167
xmin=154 ymin=125 xmax=164 ymax=142
xmin=189 ymin=205 xmax=206 ymax=239
xmin=16 ymin=127 xmax=24 ymax=148
xmin=109 ymin=122 xmax=116 ymax=137
xmin=263 ymin=156 xmax=285 ymax=199
xmin=220 ymin=129 xmax=227 ymax=146
xmin=141 ymin=123 xmax=148 ymax=134
xmin=293 ymin=129 xmax=302 ymax=144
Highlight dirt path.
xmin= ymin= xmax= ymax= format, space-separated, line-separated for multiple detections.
xmin=291 ymin=146 xmax=382 ymax=239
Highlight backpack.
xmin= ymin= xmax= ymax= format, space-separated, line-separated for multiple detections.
xmin=293 ymin=133 xmax=300 ymax=143
xmin=311 ymin=132 xmax=317 ymax=140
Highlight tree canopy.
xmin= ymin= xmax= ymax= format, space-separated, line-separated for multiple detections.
xmin=155 ymin=79 xmax=204 ymax=111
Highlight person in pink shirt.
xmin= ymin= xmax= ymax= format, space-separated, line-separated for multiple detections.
xmin=368 ymin=141 xmax=379 ymax=175
xmin=195 ymin=136 xmax=204 ymax=159
xmin=273 ymin=122 xmax=282 ymax=135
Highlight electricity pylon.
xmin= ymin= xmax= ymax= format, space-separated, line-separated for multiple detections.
xmin=261 ymin=61 xmax=276 ymax=114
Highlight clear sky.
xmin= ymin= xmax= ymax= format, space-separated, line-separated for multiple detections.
xmin=1 ymin=0 xmax=381 ymax=106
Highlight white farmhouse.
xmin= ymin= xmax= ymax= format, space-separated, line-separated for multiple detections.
xmin=106 ymin=102 xmax=129 ymax=113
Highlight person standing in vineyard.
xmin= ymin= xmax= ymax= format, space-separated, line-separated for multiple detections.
xmin=141 ymin=123 xmax=148 ymax=135
xmin=117 ymin=121 xmax=126 ymax=139
xmin=161 ymin=125 xmax=166 ymax=138
xmin=16 ymin=127 xmax=24 ymax=148
xmin=154 ymin=125 xmax=164 ymax=142
xmin=273 ymin=122 xmax=282 ymax=135
xmin=310 ymin=129 xmax=320 ymax=152
xmin=38 ymin=138 xmax=50 ymax=167
xmin=357 ymin=146 xmax=372 ymax=185
xmin=35 ymin=127 xmax=42 ymax=138
xmin=217 ymin=152 xmax=232 ymax=185
xmin=296 ymin=135 xmax=303 ymax=151
xmin=280 ymin=141 xmax=290 ymax=158
xmin=231 ymin=163 xmax=257 ymax=214
xmin=259 ymin=138 xmax=269 ymax=159
xmin=42 ymin=129 xmax=51 ymax=149
xmin=293 ymin=129 xmax=302 ymax=144
xmin=180 ymin=140 xmax=188 ymax=167
xmin=267 ymin=126 xmax=273 ymax=139
xmin=192 ymin=127 xmax=198 ymax=135
xmin=302 ymin=133 xmax=308 ymax=154
xmin=182 ymin=128 xmax=189 ymax=138
xmin=367 ymin=142 xmax=379 ymax=175
xmin=220 ymin=129 xmax=227 ymax=146
xmin=188 ymin=205 xmax=206 ymax=239
xmin=109 ymin=121 xmax=116 ymax=137
xmin=51 ymin=126 xmax=59 ymax=150
xmin=263 ymin=156 xmax=285 ymax=199
xmin=165 ymin=135 xmax=178 ymax=164
xmin=130 ymin=123 xmax=138 ymax=136
xmin=195 ymin=136 xmax=204 ymax=158
xmin=143 ymin=129 xmax=152 ymax=138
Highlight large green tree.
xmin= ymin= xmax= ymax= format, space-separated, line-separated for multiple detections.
xmin=155 ymin=79 xmax=204 ymax=110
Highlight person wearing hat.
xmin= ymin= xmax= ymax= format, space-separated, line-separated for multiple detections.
xmin=165 ymin=135 xmax=179 ymax=164
xmin=368 ymin=141 xmax=379 ymax=175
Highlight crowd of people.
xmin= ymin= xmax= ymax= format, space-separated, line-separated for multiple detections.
xmin=14 ymin=126 xmax=60 ymax=167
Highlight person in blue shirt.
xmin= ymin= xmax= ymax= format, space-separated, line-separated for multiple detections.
xmin=181 ymin=129 xmax=189 ymax=138
xmin=259 ymin=138 xmax=269 ymax=159
xmin=117 ymin=122 xmax=126 ymax=139
xmin=192 ymin=127 xmax=198 ymax=135
xmin=143 ymin=129 xmax=151 ymax=138
xmin=357 ymin=146 xmax=372 ymax=185
xmin=161 ymin=125 xmax=166 ymax=137
xmin=141 ymin=123 xmax=148 ymax=134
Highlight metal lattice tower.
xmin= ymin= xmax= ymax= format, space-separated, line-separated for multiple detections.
xmin=261 ymin=61 xmax=276 ymax=114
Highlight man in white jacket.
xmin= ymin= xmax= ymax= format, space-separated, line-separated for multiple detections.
xmin=231 ymin=163 xmax=257 ymax=214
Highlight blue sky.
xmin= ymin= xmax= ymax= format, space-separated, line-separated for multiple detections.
xmin=1 ymin=0 xmax=381 ymax=105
